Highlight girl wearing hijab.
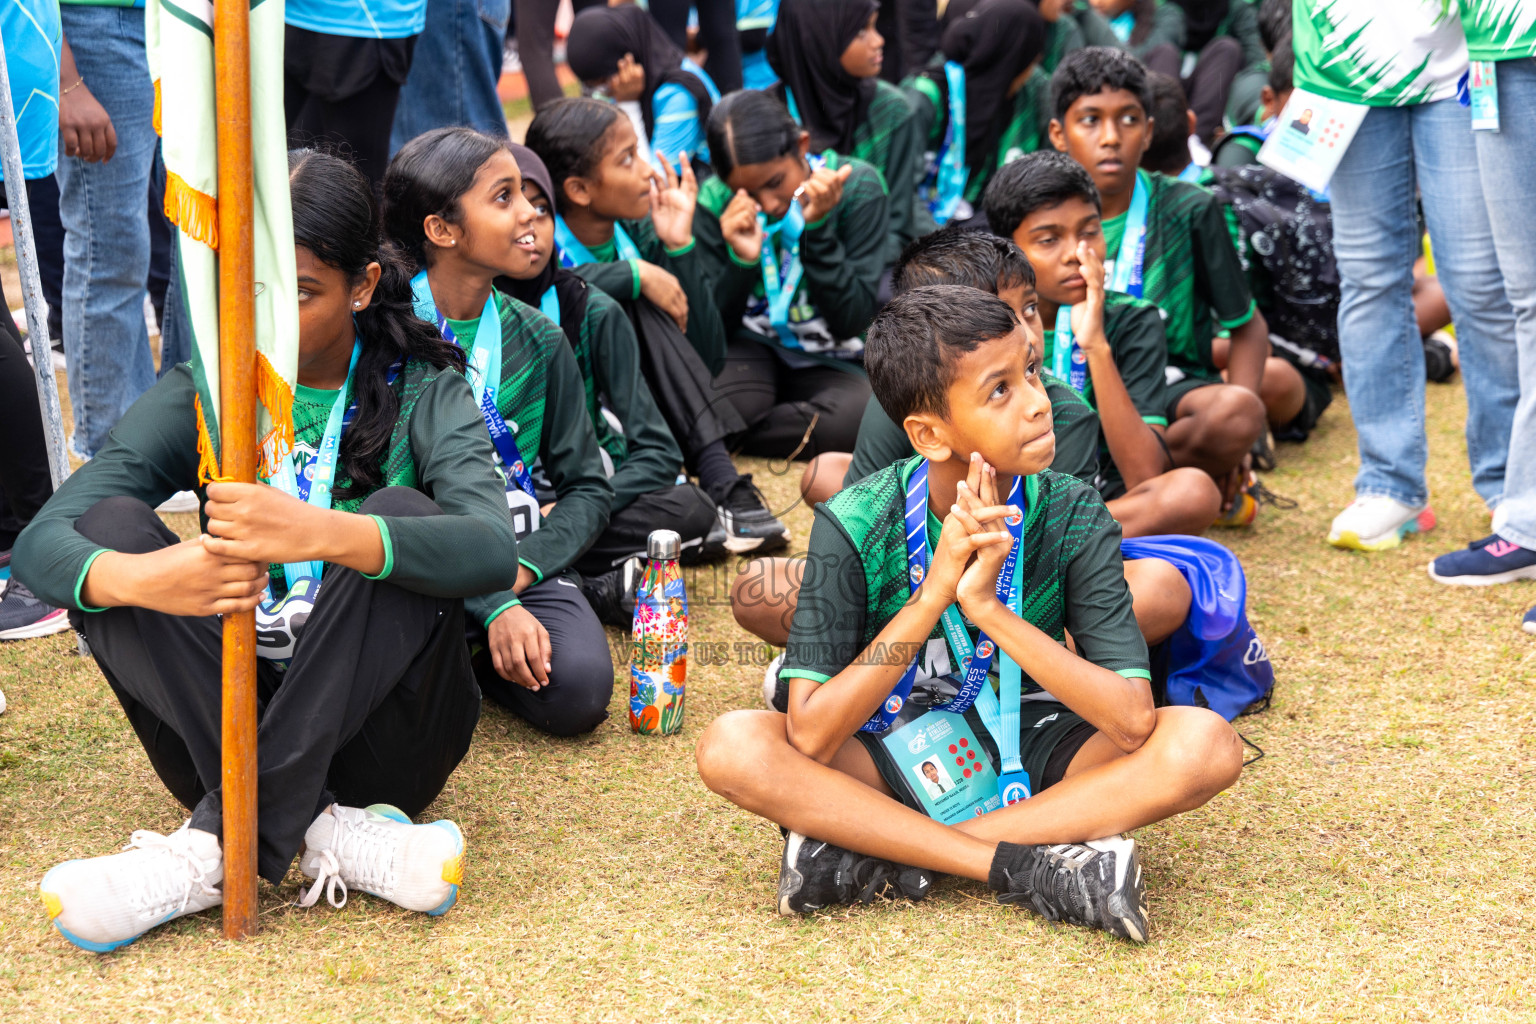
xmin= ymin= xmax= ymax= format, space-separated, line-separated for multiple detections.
xmin=24 ymin=150 xmax=516 ymax=951
xmin=497 ymin=143 xmax=726 ymax=623
xmin=565 ymin=4 xmax=721 ymax=173
xmin=905 ymin=0 xmax=1047 ymax=229
xmin=765 ymin=0 xmax=924 ymax=265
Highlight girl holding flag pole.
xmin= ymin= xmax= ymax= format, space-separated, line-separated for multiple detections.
xmin=19 ymin=150 xmax=516 ymax=952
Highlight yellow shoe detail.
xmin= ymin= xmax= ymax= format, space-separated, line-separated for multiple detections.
xmin=441 ymin=853 xmax=464 ymax=886
xmin=41 ymin=891 xmax=63 ymax=921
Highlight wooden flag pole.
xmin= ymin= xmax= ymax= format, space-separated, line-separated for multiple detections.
xmin=214 ymin=0 xmax=259 ymax=940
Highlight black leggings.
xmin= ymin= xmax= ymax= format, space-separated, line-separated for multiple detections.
xmin=648 ymin=0 xmax=743 ymax=93
xmin=284 ymin=28 xmax=417 ymax=187
xmin=716 ymin=336 xmax=871 ymax=459
xmin=515 ymin=0 xmax=606 ymax=110
xmin=0 ymin=272 xmax=54 ymax=550
xmin=71 ymin=488 xmax=481 ymax=884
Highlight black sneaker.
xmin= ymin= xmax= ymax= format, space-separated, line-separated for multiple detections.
xmin=989 ymin=835 xmax=1147 ymax=943
xmin=693 ymin=520 xmax=730 ymax=563
xmin=716 ymin=475 xmax=790 ymax=554
xmin=776 ymin=831 xmax=933 ymax=915
xmin=0 ymin=578 xmax=71 ymax=641
xmin=1250 ymin=427 xmax=1277 ymax=473
xmin=579 ymin=557 xmax=643 ymax=629
xmin=1423 ymin=331 xmax=1458 ymax=383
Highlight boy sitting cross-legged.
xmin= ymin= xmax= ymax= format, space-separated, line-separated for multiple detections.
xmin=1046 ymin=47 xmax=1269 ymax=523
xmin=984 ymin=151 xmax=1222 ymax=537
xmin=696 ymin=286 xmax=1244 ymax=941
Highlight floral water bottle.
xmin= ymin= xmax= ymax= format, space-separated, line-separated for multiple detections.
xmin=630 ymin=529 xmax=688 ymax=735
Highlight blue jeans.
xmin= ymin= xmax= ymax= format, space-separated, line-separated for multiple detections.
xmin=55 ymin=5 xmax=160 ymax=459
xmin=1330 ymin=97 xmax=1519 ymax=509
xmin=389 ymin=0 xmax=509 ymax=154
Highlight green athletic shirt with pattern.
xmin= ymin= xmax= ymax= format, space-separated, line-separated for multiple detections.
xmin=1100 ymin=169 xmax=1255 ymax=383
xmin=1461 ymin=0 xmax=1536 ymax=59
xmin=1294 ymin=0 xmax=1468 ymax=105
xmin=780 ymin=457 xmax=1149 ymax=709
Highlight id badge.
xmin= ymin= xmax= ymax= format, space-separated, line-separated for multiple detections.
xmin=1470 ymin=61 xmax=1500 ymax=132
xmin=506 ymin=485 xmax=541 ymax=539
xmin=880 ymin=710 xmax=1002 ymax=824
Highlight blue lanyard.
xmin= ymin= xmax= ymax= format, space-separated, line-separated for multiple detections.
xmin=538 ymin=284 xmax=562 ymax=325
xmin=410 ymin=273 xmax=537 ymax=499
xmin=925 ymin=61 xmax=968 ymax=226
xmin=554 ymin=216 xmax=642 ymax=268
xmin=861 ymin=460 xmax=1027 ymax=734
xmin=1051 ymin=306 xmax=1088 ymax=394
xmin=784 ymin=85 xmax=802 ymax=124
xmin=1106 ymin=172 xmax=1149 ymax=298
xmin=268 ymin=339 xmax=363 ymax=587
xmin=1177 ymin=162 xmax=1202 ymax=182
xmin=756 ymin=153 xmax=825 ymax=350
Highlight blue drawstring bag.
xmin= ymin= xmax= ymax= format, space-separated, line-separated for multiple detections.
xmin=1120 ymin=535 xmax=1273 ymax=720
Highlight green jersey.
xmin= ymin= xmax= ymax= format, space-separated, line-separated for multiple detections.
xmin=1101 ymin=169 xmax=1255 ymax=383
xmin=781 ymin=456 xmax=1149 ymax=706
xmin=1460 ymin=1 xmax=1536 ymax=60
xmin=1294 ymin=0 xmax=1467 ymax=106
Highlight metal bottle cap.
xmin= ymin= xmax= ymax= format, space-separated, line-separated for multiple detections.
xmin=647 ymin=529 xmax=682 ymax=561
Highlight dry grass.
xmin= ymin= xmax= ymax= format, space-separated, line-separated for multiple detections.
xmin=2 ymin=381 xmax=1535 ymax=1024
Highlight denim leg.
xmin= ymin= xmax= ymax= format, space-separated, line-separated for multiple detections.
xmin=1474 ymin=58 xmax=1536 ymax=547
xmin=389 ymin=0 xmax=510 ymax=155
xmin=1413 ymin=96 xmax=1520 ymax=508
xmin=1329 ymin=105 xmax=1427 ymax=507
xmin=55 ymin=6 xmax=157 ymax=459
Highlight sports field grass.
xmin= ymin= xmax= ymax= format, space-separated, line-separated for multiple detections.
xmin=2 ymin=380 xmax=1534 ymax=1024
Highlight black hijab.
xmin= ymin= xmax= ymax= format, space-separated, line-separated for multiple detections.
xmin=499 ymin=144 xmax=589 ymax=351
xmin=1168 ymin=0 xmax=1230 ymax=52
xmin=565 ymin=5 xmax=714 ymax=142
xmin=926 ymin=0 xmax=1045 ymax=181
xmin=766 ymin=0 xmax=880 ymax=153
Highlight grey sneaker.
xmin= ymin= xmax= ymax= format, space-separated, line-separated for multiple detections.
xmin=0 ymin=578 xmax=70 ymax=641
xmin=989 ymin=835 xmax=1147 ymax=942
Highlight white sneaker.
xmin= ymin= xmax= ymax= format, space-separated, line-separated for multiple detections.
xmin=762 ymin=651 xmax=785 ymax=711
xmin=156 ymin=490 xmax=200 ymax=514
xmin=299 ymin=804 xmax=464 ymax=916
xmin=39 ymin=823 xmax=222 ymax=952
xmin=1328 ymin=496 xmax=1436 ymax=552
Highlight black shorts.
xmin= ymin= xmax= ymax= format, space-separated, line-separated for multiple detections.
xmin=1163 ymin=375 xmax=1224 ymax=422
xmin=857 ymin=702 xmax=1096 ymax=815
xmin=1274 ymin=352 xmax=1333 ymax=441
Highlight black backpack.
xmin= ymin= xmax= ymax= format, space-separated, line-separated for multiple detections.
xmin=1207 ymin=158 xmax=1341 ymax=365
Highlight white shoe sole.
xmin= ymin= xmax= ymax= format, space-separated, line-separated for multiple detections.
xmin=0 ymin=609 xmax=71 ymax=641
xmin=1426 ymin=563 xmax=1536 ymax=587
xmin=156 ymin=492 xmax=200 ymax=514
xmin=1328 ymin=508 xmax=1436 ymax=552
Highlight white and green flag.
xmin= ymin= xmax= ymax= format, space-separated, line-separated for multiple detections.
xmin=148 ymin=0 xmax=298 ymax=482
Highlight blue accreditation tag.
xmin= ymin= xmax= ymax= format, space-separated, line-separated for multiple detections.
xmin=1469 ymin=61 xmax=1500 ymax=132
xmin=1051 ymin=305 xmax=1087 ymax=395
xmin=922 ymin=61 xmax=969 ymax=226
xmin=1105 ymin=172 xmax=1149 ymax=298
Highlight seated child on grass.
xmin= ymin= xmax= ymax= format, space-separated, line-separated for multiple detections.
xmin=384 ymin=128 xmax=618 ymax=738
xmin=696 ymin=285 xmax=1243 ymax=941
xmin=1048 ymin=47 xmax=1269 ymax=522
xmin=527 ymin=97 xmax=789 ymax=554
xmin=984 ymin=151 xmax=1221 ymax=537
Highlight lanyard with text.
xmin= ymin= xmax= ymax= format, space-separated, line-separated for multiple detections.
xmin=410 ymin=273 xmax=536 ymax=499
xmin=1051 ymin=306 xmax=1087 ymax=395
xmin=927 ymin=61 xmax=969 ymax=226
xmin=554 ymin=215 xmax=642 ymax=268
xmin=757 ymin=153 xmax=826 ymax=349
xmin=862 ymin=460 xmax=1026 ymax=739
xmin=1105 ymin=171 xmax=1149 ymax=298
xmin=267 ymin=338 xmax=363 ymax=589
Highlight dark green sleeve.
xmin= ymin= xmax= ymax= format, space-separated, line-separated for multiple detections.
xmin=1131 ymin=1 xmax=1185 ymax=57
xmin=872 ymin=82 xmax=927 ymax=265
xmin=584 ymin=289 xmax=684 ymax=510
xmin=902 ymin=79 xmax=941 ymax=238
xmin=1060 ymin=483 xmax=1149 ymax=679
xmin=780 ymin=505 xmax=867 ymax=686
xmin=1192 ymin=187 xmax=1257 ymax=328
xmin=380 ymin=370 xmax=522 ymax=598
xmin=1103 ymin=296 xmax=1171 ymax=426
xmin=803 ymin=160 xmax=890 ymax=340
xmin=1212 ymin=132 xmax=1263 ymax=168
xmin=1224 ymin=63 xmax=1267 ymax=128
xmin=848 ymin=394 xmax=914 ymax=484
xmin=1044 ymin=374 xmax=1102 ymax=485
xmin=571 ymin=259 xmax=641 ymax=303
xmin=12 ymin=368 xmax=201 ymax=611
xmin=1224 ymin=0 xmax=1265 ymax=67
xmin=631 ymin=215 xmax=729 ymax=375
xmin=1070 ymin=5 xmax=1119 ymax=51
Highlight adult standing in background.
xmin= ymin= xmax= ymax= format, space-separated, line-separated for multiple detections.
xmin=649 ymin=0 xmax=743 ymax=93
xmin=1426 ymin=4 xmax=1536 ymax=634
xmin=54 ymin=0 xmax=159 ymax=461
xmin=517 ymin=0 xmax=606 ymax=111
xmin=390 ymin=0 xmax=512 ymax=155
xmin=284 ymin=0 xmax=427 ymax=186
xmin=1294 ymin=1 xmax=1518 ymax=556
